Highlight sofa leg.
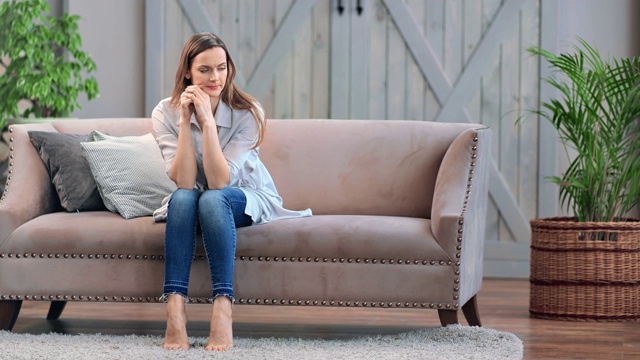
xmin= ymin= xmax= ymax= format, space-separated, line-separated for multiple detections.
xmin=46 ymin=301 xmax=67 ymax=321
xmin=0 ymin=300 xmax=22 ymax=331
xmin=438 ymin=295 xmax=482 ymax=327
xmin=461 ymin=295 xmax=482 ymax=326
xmin=438 ymin=309 xmax=458 ymax=326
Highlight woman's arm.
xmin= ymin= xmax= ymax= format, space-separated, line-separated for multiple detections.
xmin=152 ymin=93 xmax=199 ymax=190
xmin=201 ymin=121 xmax=230 ymax=189
xmin=169 ymin=120 xmax=198 ymax=189
xmin=184 ymin=85 xmax=229 ymax=190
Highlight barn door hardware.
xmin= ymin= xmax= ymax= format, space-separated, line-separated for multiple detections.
xmin=356 ymin=0 xmax=363 ymax=15
xmin=337 ymin=0 xmax=363 ymax=16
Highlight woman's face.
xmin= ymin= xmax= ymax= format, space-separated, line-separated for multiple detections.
xmin=186 ymin=47 xmax=228 ymax=100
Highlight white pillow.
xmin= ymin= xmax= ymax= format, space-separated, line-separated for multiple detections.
xmin=80 ymin=131 xmax=177 ymax=219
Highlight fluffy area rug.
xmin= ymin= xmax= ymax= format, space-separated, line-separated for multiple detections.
xmin=0 ymin=324 xmax=523 ymax=359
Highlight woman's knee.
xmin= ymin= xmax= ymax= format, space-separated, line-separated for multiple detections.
xmin=201 ymin=188 xmax=245 ymax=220
xmin=168 ymin=189 xmax=200 ymax=211
xmin=199 ymin=189 xmax=229 ymax=213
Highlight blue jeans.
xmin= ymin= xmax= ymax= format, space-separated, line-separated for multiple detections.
xmin=162 ymin=187 xmax=252 ymax=302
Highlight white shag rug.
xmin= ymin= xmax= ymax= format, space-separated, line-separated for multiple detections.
xmin=0 ymin=325 xmax=523 ymax=360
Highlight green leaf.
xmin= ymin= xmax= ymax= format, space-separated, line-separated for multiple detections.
xmin=0 ymin=0 xmax=99 ymax=122
xmin=525 ymin=37 xmax=640 ymax=222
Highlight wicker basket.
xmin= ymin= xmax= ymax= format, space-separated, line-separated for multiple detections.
xmin=530 ymin=217 xmax=640 ymax=321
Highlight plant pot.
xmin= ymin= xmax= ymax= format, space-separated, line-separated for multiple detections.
xmin=530 ymin=217 xmax=640 ymax=321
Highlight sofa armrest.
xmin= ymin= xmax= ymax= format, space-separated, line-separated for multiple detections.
xmin=0 ymin=123 xmax=60 ymax=250
xmin=431 ymin=127 xmax=491 ymax=303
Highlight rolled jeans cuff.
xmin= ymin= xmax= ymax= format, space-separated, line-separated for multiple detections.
xmin=213 ymin=283 xmax=234 ymax=303
xmin=159 ymin=291 xmax=189 ymax=303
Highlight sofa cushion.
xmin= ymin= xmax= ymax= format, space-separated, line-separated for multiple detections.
xmin=2 ymin=214 xmax=450 ymax=262
xmin=237 ymin=215 xmax=451 ymax=262
xmin=80 ymin=131 xmax=177 ymax=219
xmin=28 ymin=131 xmax=107 ymax=212
xmin=1 ymin=212 xmax=165 ymax=256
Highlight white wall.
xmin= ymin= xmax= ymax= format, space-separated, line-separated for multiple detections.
xmin=65 ymin=0 xmax=145 ymax=118
xmin=559 ymin=0 xmax=640 ymax=58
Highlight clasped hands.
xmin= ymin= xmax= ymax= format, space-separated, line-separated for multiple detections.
xmin=179 ymin=85 xmax=216 ymax=128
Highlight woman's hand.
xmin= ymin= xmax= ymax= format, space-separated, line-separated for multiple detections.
xmin=183 ymin=85 xmax=215 ymax=128
xmin=178 ymin=89 xmax=195 ymax=125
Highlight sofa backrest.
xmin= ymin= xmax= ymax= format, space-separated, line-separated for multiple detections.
xmin=48 ymin=118 xmax=482 ymax=218
xmin=260 ymin=119 xmax=483 ymax=218
xmin=51 ymin=118 xmax=154 ymax=137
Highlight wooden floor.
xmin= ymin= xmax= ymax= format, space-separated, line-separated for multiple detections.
xmin=10 ymin=279 xmax=640 ymax=359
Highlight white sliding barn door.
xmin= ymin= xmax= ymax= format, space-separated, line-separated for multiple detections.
xmin=146 ymin=0 xmax=551 ymax=278
xmin=145 ymin=0 xmax=329 ymax=121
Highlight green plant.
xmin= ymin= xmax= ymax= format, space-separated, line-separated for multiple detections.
xmin=0 ymin=0 xmax=99 ymax=129
xmin=530 ymin=38 xmax=640 ymax=223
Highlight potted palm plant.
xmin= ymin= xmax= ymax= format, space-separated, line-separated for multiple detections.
xmin=0 ymin=0 xmax=99 ymax=193
xmin=528 ymin=38 xmax=640 ymax=321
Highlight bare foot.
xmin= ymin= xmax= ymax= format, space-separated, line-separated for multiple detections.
xmin=205 ymin=296 xmax=233 ymax=351
xmin=163 ymin=295 xmax=190 ymax=350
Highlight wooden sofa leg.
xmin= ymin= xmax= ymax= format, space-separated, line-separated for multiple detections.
xmin=47 ymin=301 xmax=67 ymax=321
xmin=438 ymin=309 xmax=458 ymax=326
xmin=461 ymin=295 xmax=482 ymax=326
xmin=0 ymin=300 xmax=23 ymax=331
xmin=438 ymin=295 xmax=482 ymax=327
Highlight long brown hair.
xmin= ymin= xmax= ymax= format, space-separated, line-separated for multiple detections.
xmin=170 ymin=32 xmax=266 ymax=148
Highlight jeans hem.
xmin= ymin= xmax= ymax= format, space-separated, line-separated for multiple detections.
xmin=159 ymin=292 xmax=189 ymax=303
xmin=212 ymin=293 xmax=235 ymax=304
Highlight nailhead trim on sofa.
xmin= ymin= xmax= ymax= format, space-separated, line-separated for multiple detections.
xmin=0 ymin=293 xmax=456 ymax=309
xmin=449 ymin=136 xmax=480 ymax=309
xmin=0 ymin=253 xmax=453 ymax=265
xmin=0 ymin=126 xmax=14 ymax=206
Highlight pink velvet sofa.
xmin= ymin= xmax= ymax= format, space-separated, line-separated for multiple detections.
xmin=0 ymin=118 xmax=491 ymax=331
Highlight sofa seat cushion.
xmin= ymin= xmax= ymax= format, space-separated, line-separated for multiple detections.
xmin=237 ymin=215 xmax=450 ymax=262
xmin=1 ymin=212 xmax=166 ymax=256
xmin=1 ymin=213 xmax=450 ymax=263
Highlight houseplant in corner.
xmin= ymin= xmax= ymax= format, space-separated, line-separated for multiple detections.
xmin=528 ymin=38 xmax=640 ymax=321
xmin=0 ymin=0 xmax=99 ymax=193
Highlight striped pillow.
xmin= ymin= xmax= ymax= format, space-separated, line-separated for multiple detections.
xmin=80 ymin=131 xmax=177 ymax=219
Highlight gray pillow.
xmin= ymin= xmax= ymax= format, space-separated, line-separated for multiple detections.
xmin=80 ymin=131 xmax=177 ymax=219
xmin=28 ymin=131 xmax=107 ymax=212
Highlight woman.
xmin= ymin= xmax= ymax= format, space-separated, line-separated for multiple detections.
xmin=152 ymin=32 xmax=311 ymax=351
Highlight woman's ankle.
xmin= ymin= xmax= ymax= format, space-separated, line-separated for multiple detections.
xmin=168 ymin=294 xmax=186 ymax=304
xmin=212 ymin=296 xmax=232 ymax=312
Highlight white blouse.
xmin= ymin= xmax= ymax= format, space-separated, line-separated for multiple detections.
xmin=151 ymin=97 xmax=312 ymax=224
